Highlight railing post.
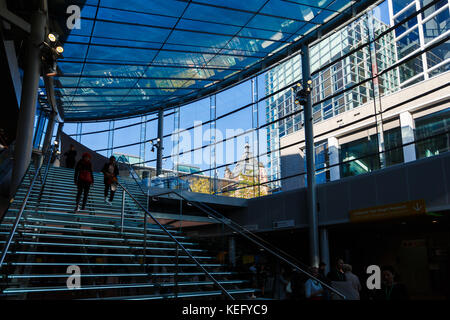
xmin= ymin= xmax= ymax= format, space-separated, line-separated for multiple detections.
xmin=143 ymin=213 xmax=147 ymax=269
xmin=121 ymin=188 xmax=125 ymax=233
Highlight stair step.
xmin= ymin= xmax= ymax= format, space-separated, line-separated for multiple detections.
xmin=0 ymin=223 xmax=186 ymax=240
xmin=2 ymin=262 xmax=223 ymax=268
xmin=0 ymin=240 xmax=205 ymax=251
xmin=0 ymin=231 xmax=196 ymax=246
xmin=4 ymin=272 xmax=234 ymax=279
xmin=1 ymin=216 xmax=179 ymax=235
xmin=3 ymin=209 xmax=179 ymax=231
xmin=84 ymin=288 xmax=256 ymax=300
xmin=5 ymin=251 xmax=214 ymax=260
xmin=2 ymin=279 xmax=245 ymax=294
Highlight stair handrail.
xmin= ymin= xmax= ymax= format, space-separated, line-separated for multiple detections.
xmin=0 ymin=144 xmax=54 ymax=269
xmin=116 ymin=181 xmax=235 ymax=300
xmin=118 ymin=158 xmax=346 ymax=299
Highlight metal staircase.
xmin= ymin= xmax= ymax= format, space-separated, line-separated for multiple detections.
xmin=0 ymin=161 xmax=256 ymax=300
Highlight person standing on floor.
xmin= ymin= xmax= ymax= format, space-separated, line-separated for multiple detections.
xmin=374 ymin=266 xmax=409 ymax=300
xmin=304 ymin=266 xmax=324 ymax=300
xmin=102 ymin=156 xmax=119 ymax=205
xmin=64 ymin=144 xmax=77 ymax=169
xmin=343 ymin=264 xmax=362 ymax=300
xmin=327 ymin=258 xmax=346 ymax=282
xmin=74 ymin=152 xmax=93 ymax=212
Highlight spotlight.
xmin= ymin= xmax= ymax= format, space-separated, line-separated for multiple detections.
xmin=55 ymin=46 xmax=64 ymax=54
xmin=48 ymin=33 xmax=58 ymax=42
xmin=54 ymin=140 xmax=59 ymax=145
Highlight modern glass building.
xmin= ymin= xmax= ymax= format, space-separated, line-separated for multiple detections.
xmin=265 ymin=0 xmax=449 ymax=190
xmin=265 ymin=12 xmax=399 ymax=190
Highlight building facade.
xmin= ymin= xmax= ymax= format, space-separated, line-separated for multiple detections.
xmin=265 ymin=0 xmax=449 ymax=191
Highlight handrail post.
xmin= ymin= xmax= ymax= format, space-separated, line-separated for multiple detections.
xmin=143 ymin=212 xmax=147 ymax=270
xmin=37 ymin=144 xmax=54 ymax=205
xmin=121 ymin=188 xmax=125 ymax=233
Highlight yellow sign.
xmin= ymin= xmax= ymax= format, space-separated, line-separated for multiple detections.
xmin=349 ymin=199 xmax=426 ymax=222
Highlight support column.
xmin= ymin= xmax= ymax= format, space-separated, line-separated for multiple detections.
xmin=400 ymin=111 xmax=416 ymax=163
xmin=156 ymin=109 xmax=164 ymax=176
xmin=42 ymin=111 xmax=56 ymax=156
xmin=327 ymin=137 xmax=340 ymax=181
xmin=139 ymin=115 xmax=147 ymax=163
xmin=55 ymin=121 xmax=64 ymax=145
xmin=302 ymin=44 xmax=320 ymax=268
xmin=11 ymin=11 xmax=46 ymax=195
xmin=320 ymin=228 xmax=330 ymax=275
xmin=53 ymin=121 xmax=64 ymax=167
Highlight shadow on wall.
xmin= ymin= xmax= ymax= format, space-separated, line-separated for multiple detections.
xmin=280 ymin=153 xmax=306 ymax=191
xmin=60 ymin=132 xmax=127 ymax=173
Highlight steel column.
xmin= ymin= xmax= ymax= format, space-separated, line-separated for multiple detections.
xmin=11 ymin=10 xmax=46 ymax=195
xmin=156 ymin=109 xmax=164 ymax=176
xmin=302 ymin=44 xmax=320 ymax=268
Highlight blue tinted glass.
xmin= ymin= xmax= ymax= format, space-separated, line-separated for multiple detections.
xmin=86 ymin=45 xmax=158 ymax=63
xmin=183 ymin=3 xmax=253 ymax=25
xmin=247 ymin=15 xmax=305 ymax=33
xmin=93 ymin=21 xmax=171 ymax=43
xmin=99 ymin=0 xmax=188 ymax=16
xmin=261 ymin=0 xmax=320 ymax=21
xmin=194 ymin=0 xmax=267 ymax=11
xmin=55 ymin=0 xmax=377 ymax=121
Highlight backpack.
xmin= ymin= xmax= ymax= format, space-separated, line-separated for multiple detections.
xmin=79 ymin=168 xmax=92 ymax=184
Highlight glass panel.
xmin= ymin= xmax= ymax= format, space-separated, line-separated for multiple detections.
xmin=415 ymin=108 xmax=450 ymax=159
xmin=340 ymin=134 xmax=381 ymax=177
xmin=384 ymin=127 xmax=404 ymax=166
xmin=423 ymin=8 xmax=450 ymax=43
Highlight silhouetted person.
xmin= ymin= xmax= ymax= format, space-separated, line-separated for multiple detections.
xmin=305 ymin=266 xmax=324 ymax=300
xmin=102 ymin=156 xmax=119 ymax=205
xmin=327 ymin=258 xmax=346 ymax=281
xmin=74 ymin=152 xmax=93 ymax=212
xmin=273 ymin=266 xmax=289 ymax=299
xmin=64 ymin=144 xmax=77 ymax=168
xmin=374 ymin=266 xmax=408 ymax=300
xmin=318 ymin=261 xmax=332 ymax=300
xmin=343 ymin=264 xmax=361 ymax=300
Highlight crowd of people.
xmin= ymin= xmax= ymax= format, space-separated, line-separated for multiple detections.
xmin=63 ymin=144 xmax=119 ymax=212
xmin=248 ymin=258 xmax=409 ymax=301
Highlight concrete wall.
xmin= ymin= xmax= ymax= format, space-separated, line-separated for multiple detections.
xmin=60 ymin=132 xmax=125 ymax=172
xmin=228 ymin=151 xmax=450 ymax=232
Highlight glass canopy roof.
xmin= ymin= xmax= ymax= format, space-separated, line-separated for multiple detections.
xmin=45 ymin=0 xmax=378 ymax=121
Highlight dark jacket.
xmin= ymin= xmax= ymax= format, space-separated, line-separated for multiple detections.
xmin=64 ymin=150 xmax=77 ymax=167
xmin=327 ymin=268 xmax=346 ymax=282
xmin=74 ymin=159 xmax=94 ymax=185
xmin=101 ymin=162 xmax=119 ymax=185
xmin=373 ymin=283 xmax=408 ymax=300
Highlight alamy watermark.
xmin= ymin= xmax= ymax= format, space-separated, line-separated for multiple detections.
xmin=66 ymin=265 xmax=81 ymax=289
xmin=171 ymin=121 xmax=256 ymax=167
xmin=366 ymin=265 xmax=381 ymax=290
xmin=66 ymin=5 xmax=81 ymax=30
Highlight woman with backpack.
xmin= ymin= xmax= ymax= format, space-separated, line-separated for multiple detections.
xmin=101 ymin=156 xmax=119 ymax=205
xmin=74 ymin=152 xmax=94 ymax=212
